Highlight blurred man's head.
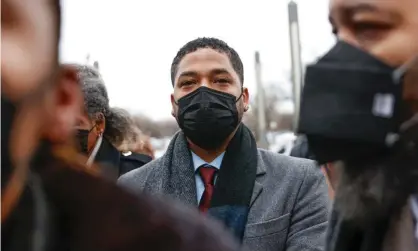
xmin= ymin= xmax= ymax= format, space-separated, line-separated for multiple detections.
xmin=2 ymin=0 xmax=61 ymax=98
xmin=329 ymin=0 xmax=418 ymax=111
xmin=170 ymin=37 xmax=249 ymax=151
xmin=322 ymin=0 xmax=418 ymax=225
xmin=1 ymin=0 xmax=82 ymax=221
xmin=1 ymin=0 xmax=82 ymax=166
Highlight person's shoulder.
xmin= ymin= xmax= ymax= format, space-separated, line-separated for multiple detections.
xmin=120 ymin=152 xmax=152 ymax=164
xmin=256 ymin=149 xmax=328 ymax=207
xmin=257 ymin=148 xmax=319 ymax=178
xmin=119 ymin=152 xmax=153 ymax=175
xmin=118 ymin=156 xmax=163 ymax=182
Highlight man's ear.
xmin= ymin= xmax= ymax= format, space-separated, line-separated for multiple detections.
xmin=242 ymin=87 xmax=250 ymax=112
xmin=170 ymin=93 xmax=177 ymax=118
xmin=94 ymin=112 xmax=106 ymax=136
xmin=43 ymin=65 xmax=83 ymax=144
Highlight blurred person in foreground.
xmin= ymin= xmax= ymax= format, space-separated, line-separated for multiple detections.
xmin=297 ymin=0 xmax=418 ymax=250
xmin=72 ymin=64 xmax=152 ymax=179
xmin=1 ymin=1 xmax=239 ymax=250
xmin=290 ymin=135 xmax=338 ymax=199
xmin=119 ymin=37 xmax=330 ymax=251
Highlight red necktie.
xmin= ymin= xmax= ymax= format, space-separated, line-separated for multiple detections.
xmin=198 ymin=165 xmax=217 ymax=213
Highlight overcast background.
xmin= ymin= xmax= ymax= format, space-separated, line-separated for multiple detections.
xmin=60 ymin=0 xmax=335 ymax=120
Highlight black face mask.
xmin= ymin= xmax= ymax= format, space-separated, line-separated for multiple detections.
xmin=176 ymin=87 xmax=242 ymax=150
xmin=76 ymin=126 xmax=95 ymax=154
xmin=1 ymin=96 xmax=18 ymax=184
xmin=1 ymin=91 xmax=52 ymax=186
xmin=298 ymin=41 xmax=415 ymax=164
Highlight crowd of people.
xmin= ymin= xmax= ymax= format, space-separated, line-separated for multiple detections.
xmin=2 ymin=0 xmax=417 ymax=251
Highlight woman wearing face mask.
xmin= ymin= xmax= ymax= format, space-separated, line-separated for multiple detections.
xmin=72 ymin=64 xmax=151 ymax=179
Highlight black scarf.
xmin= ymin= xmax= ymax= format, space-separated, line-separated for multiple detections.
xmin=208 ymin=123 xmax=258 ymax=241
xmin=160 ymin=123 xmax=258 ymax=241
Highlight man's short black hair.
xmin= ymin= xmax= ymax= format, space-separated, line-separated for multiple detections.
xmin=170 ymin=37 xmax=244 ymax=86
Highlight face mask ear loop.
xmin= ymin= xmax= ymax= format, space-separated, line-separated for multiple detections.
xmin=89 ymin=124 xmax=96 ymax=133
xmin=393 ymin=56 xmax=418 ymax=85
xmin=390 ymin=56 xmax=418 ymax=147
xmin=235 ymin=87 xmax=244 ymax=103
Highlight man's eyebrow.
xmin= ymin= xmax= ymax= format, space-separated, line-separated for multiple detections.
xmin=344 ymin=2 xmax=401 ymax=19
xmin=345 ymin=2 xmax=380 ymax=13
xmin=329 ymin=2 xmax=380 ymax=22
xmin=328 ymin=2 xmax=400 ymax=35
xmin=175 ymin=71 xmax=198 ymax=86
xmin=178 ymin=71 xmax=198 ymax=78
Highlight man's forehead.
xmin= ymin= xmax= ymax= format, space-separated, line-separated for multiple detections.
xmin=177 ymin=48 xmax=234 ymax=75
xmin=330 ymin=0 xmax=398 ymax=12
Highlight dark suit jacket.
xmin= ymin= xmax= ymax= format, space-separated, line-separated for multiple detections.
xmin=119 ymin=152 xmax=152 ymax=176
xmin=94 ymin=138 xmax=152 ymax=179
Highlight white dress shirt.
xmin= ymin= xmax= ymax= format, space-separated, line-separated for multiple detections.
xmin=191 ymin=151 xmax=225 ymax=203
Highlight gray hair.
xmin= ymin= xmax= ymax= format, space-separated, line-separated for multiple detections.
xmin=72 ymin=64 xmax=129 ymax=147
xmin=74 ymin=64 xmax=110 ymax=118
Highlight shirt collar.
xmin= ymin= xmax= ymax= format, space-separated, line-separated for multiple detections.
xmin=191 ymin=151 xmax=225 ymax=172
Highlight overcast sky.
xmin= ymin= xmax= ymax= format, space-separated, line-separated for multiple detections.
xmin=60 ymin=0 xmax=335 ymax=120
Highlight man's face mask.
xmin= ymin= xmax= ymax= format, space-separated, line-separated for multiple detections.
xmin=175 ymin=86 xmax=242 ymax=150
xmin=1 ymin=80 xmax=56 ymax=222
xmin=298 ymin=41 xmax=417 ymax=164
xmin=1 ymin=82 xmax=52 ymax=171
